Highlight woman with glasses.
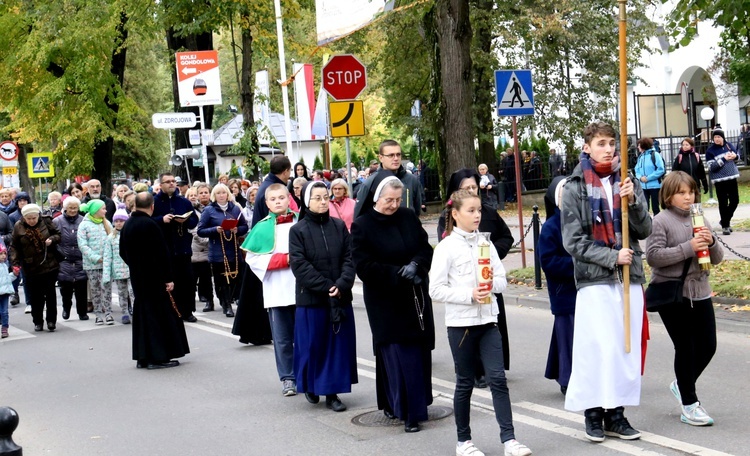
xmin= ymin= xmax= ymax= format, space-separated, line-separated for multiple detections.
xmin=351 ymin=170 xmax=435 ymax=433
xmin=329 ymin=178 xmax=355 ymax=231
xmin=289 ymin=181 xmax=358 ymax=412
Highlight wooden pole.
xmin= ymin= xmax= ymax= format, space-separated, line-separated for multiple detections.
xmin=618 ymin=0 xmax=631 ymax=354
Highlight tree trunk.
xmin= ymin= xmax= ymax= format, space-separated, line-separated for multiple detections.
xmin=18 ymin=144 xmax=35 ymax=203
xmin=472 ymin=0 xmax=497 ymax=172
xmin=239 ymin=13 xmax=259 ymax=156
xmin=435 ymin=0 xmax=475 ymax=182
xmin=92 ymin=11 xmax=128 ymax=195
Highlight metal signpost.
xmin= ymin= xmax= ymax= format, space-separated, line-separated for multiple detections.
xmin=495 ymin=69 xmax=535 ymax=267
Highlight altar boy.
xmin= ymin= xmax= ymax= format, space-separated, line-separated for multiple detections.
xmin=242 ymin=184 xmax=299 ymax=396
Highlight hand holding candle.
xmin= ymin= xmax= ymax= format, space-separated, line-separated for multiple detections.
xmin=477 ymin=233 xmax=493 ymax=303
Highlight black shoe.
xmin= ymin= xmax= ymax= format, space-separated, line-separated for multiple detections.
xmin=383 ymin=409 xmax=396 ymax=420
xmin=47 ymin=322 xmax=56 ymax=332
xmin=199 ymin=295 xmax=207 ymax=303
xmin=722 ymin=227 xmax=731 ymax=235
xmin=305 ymin=392 xmax=320 ymax=404
xmin=136 ymin=361 xmax=146 ymax=369
xmin=560 ymin=385 xmax=568 ymax=396
xmin=202 ymin=303 xmax=214 ymax=312
xmin=325 ymin=395 xmax=346 ymax=412
xmin=34 ymin=324 xmax=44 ymax=332
xmin=404 ymin=422 xmax=420 ymax=433
xmin=10 ymin=293 xmax=19 ymax=306
xmin=183 ymin=314 xmax=198 ymax=323
xmin=225 ymin=306 xmax=234 ymax=317
xmin=474 ymin=375 xmax=488 ymax=389
xmin=62 ymin=309 xmax=70 ymax=320
xmin=604 ymin=407 xmax=641 ymax=440
xmin=584 ymin=408 xmax=605 ymax=442
xmin=146 ymin=360 xmax=180 ymax=370
xmin=79 ymin=314 xmax=90 ymax=321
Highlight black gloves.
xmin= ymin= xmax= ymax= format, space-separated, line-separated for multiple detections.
xmin=398 ymin=261 xmax=420 ymax=282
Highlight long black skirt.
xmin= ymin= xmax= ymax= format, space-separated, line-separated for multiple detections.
xmin=376 ymin=343 xmax=432 ymax=424
xmin=232 ymin=265 xmax=272 ymax=345
xmin=544 ymin=313 xmax=575 ymax=387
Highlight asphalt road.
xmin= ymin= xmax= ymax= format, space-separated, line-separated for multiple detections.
xmin=1 ymin=285 xmax=747 ymax=456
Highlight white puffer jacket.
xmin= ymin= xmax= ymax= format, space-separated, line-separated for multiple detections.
xmin=429 ymin=226 xmax=506 ymax=327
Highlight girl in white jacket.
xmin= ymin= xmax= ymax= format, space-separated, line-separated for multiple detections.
xmin=430 ymin=189 xmax=531 ymax=456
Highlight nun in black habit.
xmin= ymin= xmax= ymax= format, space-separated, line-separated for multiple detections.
xmin=437 ymin=168 xmax=515 ymax=382
xmin=351 ymin=170 xmax=435 ymax=433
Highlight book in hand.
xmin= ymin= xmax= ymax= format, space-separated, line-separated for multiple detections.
xmin=173 ymin=210 xmax=195 ymax=221
xmin=221 ymin=218 xmax=239 ymax=230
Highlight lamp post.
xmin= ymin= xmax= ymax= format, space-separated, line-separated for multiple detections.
xmin=700 ymin=107 xmax=717 ymax=205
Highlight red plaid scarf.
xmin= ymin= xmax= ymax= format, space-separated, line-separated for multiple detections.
xmin=580 ymin=155 xmax=622 ymax=249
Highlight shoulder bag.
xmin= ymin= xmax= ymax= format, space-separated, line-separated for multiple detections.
xmin=644 ymin=259 xmax=692 ymax=312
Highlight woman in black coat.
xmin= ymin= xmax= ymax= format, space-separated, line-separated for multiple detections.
xmin=351 ymin=171 xmax=434 ymax=433
xmin=289 ymin=181 xmax=357 ymax=412
xmin=53 ymin=197 xmax=89 ymax=321
xmin=437 ymin=168 xmax=515 ymax=381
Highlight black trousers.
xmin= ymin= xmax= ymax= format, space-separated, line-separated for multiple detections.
xmin=658 ymin=297 xmax=716 ymax=405
xmin=714 ymin=179 xmax=739 ymax=229
xmin=192 ymin=262 xmax=214 ymax=301
xmin=60 ymin=279 xmax=88 ymax=317
xmin=26 ymin=270 xmax=58 ymax=326
xmin=171 ymin=255 xmax=195 ymax=316
xmin=643 ymin=188 xmax=660 ymax=216
xmin=211 ymin=261 xmax=240 ymax=306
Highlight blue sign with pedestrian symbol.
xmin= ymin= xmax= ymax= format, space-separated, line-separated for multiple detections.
xmin=495 ymin=70 xmax=534 ymax=117
xmin=26 ymin=152 xmax=55 ymax=178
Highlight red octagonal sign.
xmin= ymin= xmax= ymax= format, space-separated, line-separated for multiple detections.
xmin=322 ymin=54 xmax=367 ymax=101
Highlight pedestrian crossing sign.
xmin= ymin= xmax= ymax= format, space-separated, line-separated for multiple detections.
xmin=495 ymin=69 xmax=535 ymax=117
xmin=27 ymin=152 xmax=55 ymax=178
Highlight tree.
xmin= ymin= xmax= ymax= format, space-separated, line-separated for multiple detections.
xmin=663 ymin=0 xmax=750 ymax=95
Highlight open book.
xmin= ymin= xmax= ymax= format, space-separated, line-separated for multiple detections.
xmin=173 ymin=210 xmax=195 ymax=221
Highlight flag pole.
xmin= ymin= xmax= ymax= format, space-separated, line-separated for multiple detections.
xmin=618 ymin=0 xmax=631 ymax=353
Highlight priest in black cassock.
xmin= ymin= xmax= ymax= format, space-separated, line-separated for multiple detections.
xmin=120 ymin=192 xmax=190 ymax=369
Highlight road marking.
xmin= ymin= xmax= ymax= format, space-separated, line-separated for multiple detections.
xmin=0 ymin=325 xmax=35 ymax=342
xmin=57 ymin=319 xmax=121 ymax=331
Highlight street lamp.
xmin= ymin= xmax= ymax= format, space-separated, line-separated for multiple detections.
xmin=700 ymin=107 xmax=717 ymax=205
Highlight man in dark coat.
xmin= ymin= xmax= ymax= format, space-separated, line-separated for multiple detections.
xmin=83 ymin=179 xmax=116 ymax=221
xmin=151 ymin=173 xmax=200 ymax=322
xmin=252 ymin=156 xmax=292 ymax=228
xmin=120 ymin=192 xmax=189 ymax=370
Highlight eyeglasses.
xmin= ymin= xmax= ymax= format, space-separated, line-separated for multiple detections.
xmin=380 ymin=153 xmax=402 ymax=159
xmin=382 ymin=197 xmax=402 ymax=205
xmin=162 ymin=180 xmax=176 ymax=184
xmin=461 ymin=185 xmax=478 ymax=192
xmin=309 ymin=196 xmax=328 ymax=202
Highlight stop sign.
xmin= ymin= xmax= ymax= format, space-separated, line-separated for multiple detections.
xmin=322 ymin=54 xmax=367 ymax=101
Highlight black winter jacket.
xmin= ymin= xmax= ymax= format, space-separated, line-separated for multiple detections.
xmin=0 ymin=210 xmax=13 ymax=248
xmin=53 ymin=214 xmax=87 ymax=282
xmin=289 ymin=211 xmax=355 ymax=307
xmin=11 ymin=216 xmax=61 ymax=276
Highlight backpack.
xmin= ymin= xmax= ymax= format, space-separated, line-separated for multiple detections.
xmin=677 ymin=152 xmax=700 ymax=165
xmin=649 ymin=149 xmax=665 ymax=183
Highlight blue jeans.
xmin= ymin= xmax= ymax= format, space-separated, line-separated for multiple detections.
xmin=0 ymin=294 xmax=8 ymax=327
xmin=268 ymin=306 xmax=296 ymax=381
xmin=448 ymin=323 xmax=515 ymax=443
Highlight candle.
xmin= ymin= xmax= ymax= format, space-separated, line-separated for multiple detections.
xmin=477 ymin=232 xmax=492 ymax=303
xmin=690 ymin=203 xmax=710 ymax=271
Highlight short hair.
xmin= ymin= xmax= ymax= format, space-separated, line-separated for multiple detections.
xmin=637 ymin=137 xmax=654 ymax=150
xmin=47 ymin=191 xmax=62 ymax=202
xmin=379 ymin=139 xmax=400 ymax=155
xmin=265 ymin=183 xmax=289 ymax=197
xmin=329 ymin=178 xmax=349 ymax=197
xmin=270 ymin=156 xmax=292 ymax=176
xmin=135 ymin=192 xmax=154 ymax=209
xmin=63 ymin=196 xmax=81 ymax=209
xmin=583 ymin=122 xmax=617 ymax=145
xmin=210 ymin=183 xmax=235 ymax=202
xmin=116 ymin=184 xmax=130 ymax=194
xmin=196 ymin=183 xmax=211 ymax=193
xmin=159 ymin=173 xmax=174 ymax=183
xmin=184 ymin=187 xmax=197 ymax=199
xmin=659 ymin=171 xmax=700 ymax=210
xmin=227 ymin=178 xmax=240 ymax=190
xmin=681 ymin=137 xmax=695 ymax=147
xmin=478 ymin=163 xmax=488 ymax=171
xmin=292 ymin=177 xmax=307 ymax=188
xmin=0 ymin=188 xmax=11 ymax=196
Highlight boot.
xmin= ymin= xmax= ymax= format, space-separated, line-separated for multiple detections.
xmin=604 ymin=407 xmax=641 ymax=440
xmin=584 ymin=407 xmax=605 ymax=442
xmin=218 ymin=288 xmax=234 ymax=317
xmin=225 ymin=301 xmax=234 ymax=318
xmin=10 ymin=293 xmax=19 ymax=306
xmin=202 ymin=298 xmax=214 ymax=312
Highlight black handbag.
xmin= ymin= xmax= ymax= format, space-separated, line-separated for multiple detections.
xmin=644 ymin=259 xmax=692 ymax=312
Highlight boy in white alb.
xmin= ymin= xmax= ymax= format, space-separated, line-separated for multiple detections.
xmin=242 ymin=184 xmax=298 ymax=396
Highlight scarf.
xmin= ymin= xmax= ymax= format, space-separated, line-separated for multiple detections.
xmin=86 ymin=213 xmax=112 ymax=235
xmin=580 ymin=154 xmax=622 ymax=249
xmin=241 ymin=210 xmax=296 ymax=254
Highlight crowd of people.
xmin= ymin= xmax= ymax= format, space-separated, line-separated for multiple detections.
xmin=0 ymin=127 xmax=732 ymax=456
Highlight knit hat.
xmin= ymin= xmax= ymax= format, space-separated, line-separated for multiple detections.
xmin=80 ymin=199 xmax=105 ymax=216
xmin=113 ymin=203 xmax=129 ymax=222
xmin=712 ymin=126 xmax=725 ymax=141
xmin=15 ymin=192 xmax=30 ymax=203
xmin=21 ymin=203 xmax=41 ymax=217
xmin=0 ymin=243 xmax=6 ymax=254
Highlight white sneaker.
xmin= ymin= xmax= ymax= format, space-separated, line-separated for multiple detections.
xmin=504 ymin=439 xmax=532 ymax=456
xmin=504 ymin=439 xmax=531 ymax=456
xmin=24 ymin=305 xmax=31 ymax=314
xmin=681 ymin=402 xmax=714 ymax=426
xmin=669 ymin=380 xmax=682 ymax=405
xmin=456 ymin=441 xmax=485 ymax=456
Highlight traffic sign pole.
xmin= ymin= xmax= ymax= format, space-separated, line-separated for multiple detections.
xmin=345 ymin=137 xmax=352 ymax=195
xmin=512 ymin=116 xmax=526 ymax=268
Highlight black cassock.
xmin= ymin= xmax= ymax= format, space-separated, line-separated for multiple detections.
xmin=120 ymin=211 xmax=190 ymax=363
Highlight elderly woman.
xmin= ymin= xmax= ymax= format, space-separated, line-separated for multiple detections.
xmin=329 ymin=178 xmax=355 ymax=231
xmin=11 ymin=204 xmax=61 ymax=331
xmin=44 ymin=191 xmax=63 ymax=218
xmin=197 ymin=183 xmax=248 ymax=317
xmin=478 ymin=163 xmax=501 ymax=210
xmin=290 ymin=181 xmax=357 ymax=412
xmin=351 ymin=171 xmax=435 ymax=433
xmin=53 ymin=197 xmax=89 ymax=321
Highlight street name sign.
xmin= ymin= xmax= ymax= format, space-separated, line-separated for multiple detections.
xmin=322 ymin=55 xmax=367 ymax=101
xmin=495 ymin=69 xmax=535 ymax=117
xmin=152 ymin=112 xmax=198 ymax=129
xmin=175 ymin=51 xmax=223 ymax=107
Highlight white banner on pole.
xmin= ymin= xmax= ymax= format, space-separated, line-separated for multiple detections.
xmin=254 ymin=70 xmax=272 ymax=143
xmin=311 ymin=86 xmax=329 ymax=138
xmin=315 ymin=0 xmax=394 ymax=45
